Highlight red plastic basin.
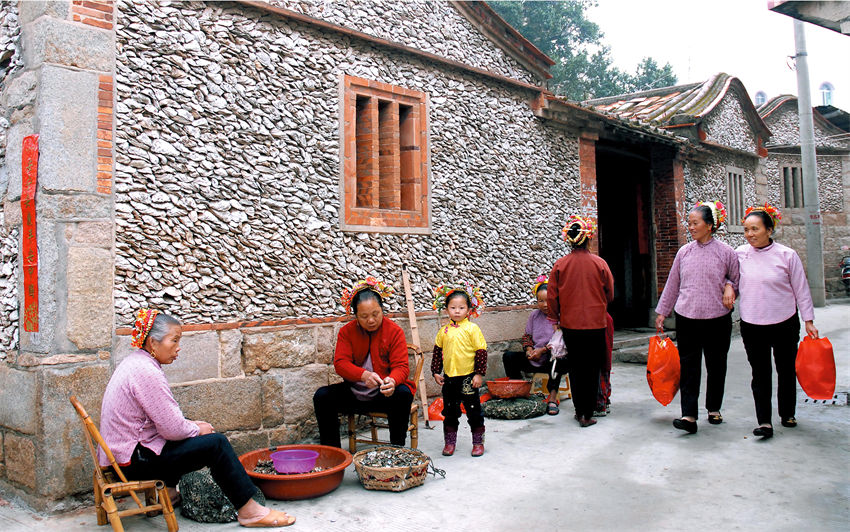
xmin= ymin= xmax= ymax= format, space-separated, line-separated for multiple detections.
xmin=240 ymin=444 xmax=352 ymax=500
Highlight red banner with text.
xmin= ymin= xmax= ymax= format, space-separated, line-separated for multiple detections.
xmin=21 ymin=134 xmax=39 ymax=332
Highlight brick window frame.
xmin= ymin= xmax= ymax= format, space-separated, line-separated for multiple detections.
xmin=780 ymin=165 xmax=805 ymax=210
xmin=725 ymin=166 xmax=746 ymax=231
xmin=339 ymin=75 xmax=431 ymax=234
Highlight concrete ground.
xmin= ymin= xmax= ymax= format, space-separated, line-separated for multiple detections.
xmin=2 ymin=303 xmax=849 ymax=532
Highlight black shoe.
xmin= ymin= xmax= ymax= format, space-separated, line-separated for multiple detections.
xmin=707 ymin=413 xmax=723 ymax=425
xmin=781 ymin=417 xmax=797 ymax=428
xmin=753 ymin=426 xmax=774 ymax=438
xmin=673 ymin=418 xmax=698 ymax=434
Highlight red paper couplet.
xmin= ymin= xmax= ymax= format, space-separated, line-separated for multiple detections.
xmin=21 ymin=134 xmax=39 ymax=332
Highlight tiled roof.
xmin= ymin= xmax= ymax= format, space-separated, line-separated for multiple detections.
xmin=759 ymin=94 xmax=850 ymax=140
xmin=584 ymin=73 xmax=771 ymax=138
xmin=757 ymin=94 xmax=797 ymax=119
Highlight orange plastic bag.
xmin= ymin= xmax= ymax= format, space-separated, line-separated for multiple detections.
xmin=796 ymin=335 xmax=836 ymax=400
xmin=428 ymin=398 xmax=445 ymax=420
xmin=646 ymin=332 xmax=680 ymax=406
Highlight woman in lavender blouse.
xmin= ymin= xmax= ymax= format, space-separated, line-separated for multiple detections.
xmin=655 ymin=202 xmax=739 ymax=435
xmin=734 ymin=205 xmax=818 ymax=439
xmin=99 ymin=309 xmax=294 ymax=528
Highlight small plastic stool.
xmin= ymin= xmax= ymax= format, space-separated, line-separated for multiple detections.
xmin=531 ymin=373 xmax=571 ymax=400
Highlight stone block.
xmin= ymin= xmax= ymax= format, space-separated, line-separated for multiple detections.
xmin=315 ymin=325 xmax=335 ymax=364
xmin=0 ymin=431 xmax=4 ymax=462
xmin=242 ymin=327 xmax=316 ymax=373
xmin=0 ymin=365 xmax=38 ymax=434
xmin=37 ymin=363 xmax=109 ymax=497
xmin=266 ymin=425 xmax=297 ymax=447
xmin=173 ymin=377 xmax=262 ymax=432
xmin=36 ymin=66 xmax=99 ymax=193
xmin=23 ymin=17 xmax=112 ymax=72
xmin=20 ymin=219 xmax=59 ymax=354
xmin=162 ymin=331 xmax=219 ymax=384
xmin=69 ymin=221 xmax=113 ymax=247
xmin=4 ymin=433 xmax=36 ymax=490
xmin=328 ymin=367 xmax=343 ymax=386
xmin=18 ymin=1 xmax=71 ymax=24
xmin=37 ymin=194 xmax=112 ymax=220
xmin=261 ymin=371 xmax=285 ymax=427
xmin=222 ymin=430 xmax=269 ymax=457
xmin=4 ymin=201 xmax=22 ymax=227
xmin=66 ymin=246 xmax=112 ymax=350
xmin=282 ymin=364 xmax=328 ymax=423
xmin=219 ymin=329 xmax=243 ymax=378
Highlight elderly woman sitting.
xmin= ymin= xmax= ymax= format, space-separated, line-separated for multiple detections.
xmin=313 ymin=278 xmax=416 ymax=447
xmin=99 ymin=309 xmax=294 ymax=528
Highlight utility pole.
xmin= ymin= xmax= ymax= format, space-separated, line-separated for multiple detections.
xmin=793 ymin=20 xmax=826 ymax=307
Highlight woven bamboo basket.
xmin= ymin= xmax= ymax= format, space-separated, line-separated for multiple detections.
xmin=352 ymin=446 xmax=430 ymax=492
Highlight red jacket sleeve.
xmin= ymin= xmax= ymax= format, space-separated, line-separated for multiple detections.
xmin=384 ymin=324 xmax=411 ymax=389
xmin=333 ymin=326 xmax=366 ymax=383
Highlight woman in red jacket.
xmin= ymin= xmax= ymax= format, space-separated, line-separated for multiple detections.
xmin=313 ymin=278 xmax=415 ymax=447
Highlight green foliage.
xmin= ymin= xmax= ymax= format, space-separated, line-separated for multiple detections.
xmin=490 ymin=1 xmax=678 ymax=100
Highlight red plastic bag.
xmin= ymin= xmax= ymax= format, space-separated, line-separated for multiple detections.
xmin=428 ymin=398 xmax=445 ymax=420
xmin=646 ymin=332 xmax=680 ymax=406
xmin=796 ymin=335 xmax=836 ymax=400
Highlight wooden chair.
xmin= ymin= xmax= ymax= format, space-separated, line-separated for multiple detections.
xmin=347 ymin=344 xmax=425 ymax=453
xmin=532 ymin=372 xmax=572 ymax=400
xmin=69 ymin=396 xmax=178 ymax=532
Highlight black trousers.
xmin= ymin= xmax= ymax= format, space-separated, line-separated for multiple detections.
xmin=442 ymin=374 xmax=484 ymax=430
xmin=563 ymin=328 xmax=606 ymax=420
xmin=121 ymin=434 xmax=257 ymax=509
xmin=675 ymin=312 xmax=732 ymax=418
xmin=502 ymin=351 xmax=566 ymax=393
xmin=740 ymin=314 xmax=800 ymax=425
xmin=313 ymin=382 xmax=413 ymax=447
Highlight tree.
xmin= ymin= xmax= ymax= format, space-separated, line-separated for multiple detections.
xmin=490 ymin=1 xmax=677 ymax=100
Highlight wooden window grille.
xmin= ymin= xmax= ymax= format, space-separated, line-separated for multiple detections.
xmin=781 ymin=166 xmax=804 ymax=209
xmin=726 ymin=167 xmax=746 ymax=229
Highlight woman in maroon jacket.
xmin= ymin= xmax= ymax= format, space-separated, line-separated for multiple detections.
xmin=313 ymin=278 xmax=415 ymax=448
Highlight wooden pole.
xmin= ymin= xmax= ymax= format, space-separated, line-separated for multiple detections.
xmin=402 ymin=264 xmax=432 ymax=427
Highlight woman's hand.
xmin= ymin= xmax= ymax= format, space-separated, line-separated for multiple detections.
xmin=722 ymin=284 xmax=736 ymax=310
xmin=195 ymin=421 xmax=215 ymax=435
xmin=805 ymin=321 xmax=819 ymax=339
xmin=360 ymin=371 xmax=383 ymax=389
xmin=433 ymin=373 xmax=444 ymax=386
xmin=472 ymin=374 xmax=484 ymax=388
xmin=379 ymin=376 xmax=396 ymax=396
xmin=528 ymin=347 xmax=545 ymax=361
xmin=654 ymin=314 xmax=666 ymax=331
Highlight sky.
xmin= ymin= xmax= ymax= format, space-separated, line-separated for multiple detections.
xmin=585 ymin=0 xmax=850 ymax=109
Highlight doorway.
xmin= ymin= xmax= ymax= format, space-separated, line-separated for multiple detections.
xmin=596 ymin=141 xmax=653 ymax=328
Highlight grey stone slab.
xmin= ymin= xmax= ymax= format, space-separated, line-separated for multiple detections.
xmin=37 ymin=364 xmax=109 ymax=497
xmin=17 ymin=1 xmax=71 ymax=25
xmin=164 ymin=330 xmax=219 ymax=383
xmin=22 ymin=17 xmax=112 ymax=72
xmin=261 ymin=371 xmax=285 ymax=427
xmin=219 ymin=329 xmax=243 ymax=378
xmin=66 ymin=246 xmax=112 ymax=350
xmin=18 ymin=219 xmax=59 ymax=354
xmin=4 ymin=433 xmax=36 ymax=490
xmin=37 ymin=193 xmax=112 ymax=220
xmin=0 ymin=70 xmax=37 ymax=111
xmin=242 ymin=327 xmax=316 ymax=373
xmin=36 ymin=66 xmax=99 ymax=193
xmin=282 ymin=363 xmax=328 ymax=423
xmin=173 ymin=377 xmax=262 ymax=432
xmin=0 ymin=365 xmax=38 ymax=434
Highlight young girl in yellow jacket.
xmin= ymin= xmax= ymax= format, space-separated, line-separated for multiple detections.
xmin=431 ymin=283 xmax=488 ymax=457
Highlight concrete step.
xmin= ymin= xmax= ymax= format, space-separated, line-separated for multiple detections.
xmin=612 ymin=329 xmax=676 ymax=365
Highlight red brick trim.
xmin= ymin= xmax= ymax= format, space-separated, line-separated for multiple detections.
xmin=115 ymin=304 xmax=537 ymax=335
xmin=341 ymin=75 xmax=429 ymax=232
xmin=72 ymin=0 xmax=114 ymax=30
xmin=578 ymin=135 xmax=599 ymax=254
xmin=96 ymin=74 xmax=113 ymax=194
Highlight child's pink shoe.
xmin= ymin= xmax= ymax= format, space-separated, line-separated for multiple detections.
xmin=442 ymin=426 xmax=457 ymax=456
xmin=471 ymin=444 xmax=484 ymax=457
xmin=471 ymin=426 xmax=485 ymax=457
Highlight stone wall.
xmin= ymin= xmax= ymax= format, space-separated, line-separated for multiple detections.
xmin=269 ymin=0 xmax=540 ymax=85
xmin=683 ymin=150 xmax=759 ymax=249
xmin=114 ymin=0 xmax=580 ymax=326
xmin=703 ymin=93 xmax=758 ymax=154
xmin=0 ymin=213 xmax=17 ymax=357
xmin=765 ymin=106 xmax=848 ymax=150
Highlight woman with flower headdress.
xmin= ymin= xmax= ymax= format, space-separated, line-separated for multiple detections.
xmin=548 ymin=215 xmax=614 ymax=428
xmin=99 ymin=309 xmax=295 ymax=527
xmin=655 ymin=201 xmax=739 ymax=435
xmin=430 ymin=282 xmax=488 ymax=456
xmin=733 ymin=204 xmax=817 ymax=439
xmin=313 ymin=278 xmax=415 ymax=448
xmin=502 ymin=275 xmax=566 ymax=415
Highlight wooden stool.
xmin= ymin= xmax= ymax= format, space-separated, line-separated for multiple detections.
xmin=531 ymin=373 xmax=571 ymax=400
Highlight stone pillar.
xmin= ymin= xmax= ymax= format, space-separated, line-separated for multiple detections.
xmin=0 ymin=0 xmax=115 ymax=510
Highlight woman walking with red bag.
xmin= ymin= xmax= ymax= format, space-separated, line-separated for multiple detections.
xmin=655 ymin=201 xmax=739 ymax=434
xmin=734 ymin=204 xmax=818 ymax=439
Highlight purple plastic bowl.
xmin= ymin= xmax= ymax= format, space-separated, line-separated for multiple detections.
xmin=270 ymin=449 xmax=320 ymax=474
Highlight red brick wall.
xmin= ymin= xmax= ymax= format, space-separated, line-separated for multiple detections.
xmin=579 ymin=133 xmax=599 ymax=254
xmin=652 ymin=148 xmax=688 ymax=295
xmin=72 ymin=0 xmax=114 ymax=30
xmin=97 ymin=74 xmax=113 ymax=194
xmin=342 ymin=75 xmax=428 ymax=230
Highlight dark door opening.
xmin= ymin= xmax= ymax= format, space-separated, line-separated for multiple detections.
xmin=596 ymin=142 xmax=653 ymax=328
